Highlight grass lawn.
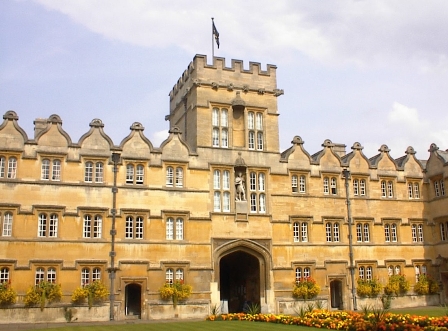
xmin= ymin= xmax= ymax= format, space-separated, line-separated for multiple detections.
xmin=389 ymin=305 xmax=447 ymax=317
xmin=13 ymin=306 xmax=448 ymax=331
xmin=15 ymin=320 xmax=312 ymax=331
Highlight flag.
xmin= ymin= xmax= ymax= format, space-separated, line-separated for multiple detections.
xmin=213 ymin=21 xmax=220 ymax=49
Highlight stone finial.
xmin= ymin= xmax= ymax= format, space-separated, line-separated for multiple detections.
xmin=89 ymin=118 xmax=105 ymax=128
xmin=3 ymin=110 xmax=19 ymax=121
xmin=428 ymin=143 xmax=439 ymax=153
xmin=291 ymin=136 xmax=304 ymax=145
xmin=378 ymin=144 xmax=391 ymax=153
xmin=351 ymin=142 xmax=364 ymax=151
xmin=130 ymin=122 xmax=145 ymax=131
xmin=405 ymin=146 xmax=416 ymax=155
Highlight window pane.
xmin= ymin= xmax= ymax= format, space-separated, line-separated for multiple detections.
xmin=176 ymin=218 xmax=183 ymax=240
xmin=41 ymin=159 xmax=50 ymax=180
xmin=49 ymin=214 xmax=58 ymax=237
xmin=175 ymin=167 xmax=183 ymax=187
xmin=85 ymin=162 xmax=93 ymax=182
xmin=136 ymin=216 xmax=143 ymax=239
xmin=126 ymin=165 xmax=134 ymax=184
xmin=35 ymin=267 xmax=45 ymax=285
xmin=248 ymin=112 xmax=254 ymax=129
xmin=93 ymin=215 xmax=102 ymax=238
xmin=52 ymin=160 xmax=61 ymax=180
xmin=166 ymin=218 xmax=173 ymax=240
xmin=136 ymin=165 xmax=144 ymax=184
xmin=221 ymin=109 xmax=228 ymax=127
xmin=166 ymin=167 xmax=173 ymax=186
xmin=2 ymin=212 xmax=12 ymax=236
xmin=83 ymin=215 xmax=91 ymax=238
xmin=7 ymin=157 xmax=17 ymax=179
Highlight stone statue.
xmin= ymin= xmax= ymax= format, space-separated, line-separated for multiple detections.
xmin=235 ymin=172 xmax=246 ymax=201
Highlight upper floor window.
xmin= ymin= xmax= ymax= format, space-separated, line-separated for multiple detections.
xmin=440 ymin=222 xmax=448 ymax=241
xmin=213 ymin=169 xmax=231 ymax=212
xmin=83 ymin=214 xmax=102 ymax=238
xmin=249 ymin=171 xmax=266 ymax=213
xmin=41 ymin=158 xmax=61 ymax=181
xmin=381 ymin=180 xmax=394 ymax=198
xmin=38 ymin=213 xmax=58 ymax=238
xmin=353 ymin=179 xmax=366 ymax=196
xmin=323 ymin=177 xmax=337 ymax=195
xmin=356 ymin=223 xmax=370 ymax=242
xmin=0 ymin=156 xmax=17 ymax=179
xmin=126 ymin=163 xmax=144 ymax=185
xmin=293 ymin=221 xmax=308 ymax=242
xmin=358 ymin=266 xmax=373 ymax=280
xmin=81 ymin=267 xmax=101 ymax=286
xmin=166 ymin=166 xmax=184 ymax=188
xmin=125 ymin=216 xmax=144 ymax=239
xmin=166 ymin=217 xmax=184 ymax=240
xmin=434 ymin=179 xmax=445 ymax=197
xmin=384 ymin=223 xmax=398 ymax=243
xmin=292 ymin=175 xmax=306 ymax=193
xmin=85 ymin=161 xmax=104 ymax=183
xmin=248 ymin=111 xmax=263 ymax=150
xmin=35 ymin=267 xmax=57 ymax=285
xmin=295 ymin=267 xmax=311 ymax=282
xmin=0 ymin=267 xmax=10 ymax=283
xmin=325 ymin=222 xmax=340 ymax=242
xmin=408 ymin=182 xmax=420 ymax=199
xmin=212 ymin=107 xmax=228 ymax=148
xmin=1 ymin=212 xmax=13 ymax=237
xmin=411 ymin=223 xmax=424 ymax=243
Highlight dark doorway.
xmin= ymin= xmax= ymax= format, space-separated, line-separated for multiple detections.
xmin=220 ymin=251 xmax=260 ymax=313
xmin=330 ymin=280 xmax=343 ymax=309
xmin=125 ymin=283 xmax=141 ymax=318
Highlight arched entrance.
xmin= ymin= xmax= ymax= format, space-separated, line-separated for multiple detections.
xmin=220 ymin=251 xmax=260 ymax=313
xmin=125 ymin=283 xmax=141 ymax=318
xmin=330 ymin=280 xmax=343 ymax=309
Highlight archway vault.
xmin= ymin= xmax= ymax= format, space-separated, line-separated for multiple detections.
xmin=212 ymin=238 xmax=272 ymax=290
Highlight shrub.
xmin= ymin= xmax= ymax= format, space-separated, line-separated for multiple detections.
xmin=24 ymin=281 xmax=62 ymax=310
xmin=357 ymin=278 xmax=382 ymax=298
xmin=292 ymin=277 xmax=321 ymax=300
xmin=71 ymin=281 xmax=108 ymax=308
xmin=0 ymin=281 xmax=16 ymax=306
xmin=414 ymin=275 xmax=440 ymax=295
xmin=384 ymin=274 xmax=410 ymax=296
xmin=159 ymin=280 xmax=192 ymax=307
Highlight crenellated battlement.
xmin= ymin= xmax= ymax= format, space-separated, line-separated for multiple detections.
xmin=169 ymin=54 xmax=282 ymax=104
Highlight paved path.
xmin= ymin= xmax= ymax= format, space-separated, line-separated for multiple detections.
xmin=0 ymin=318 xmax=203 ymax=330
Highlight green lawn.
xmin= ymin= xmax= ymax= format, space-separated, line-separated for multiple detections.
xmin=389 ymin=305 xmax=447 ymax=317
xmin=13 ymin=306 xmax=448 ymax=331
xmin=16 ymin=320 xmax=310 ymax=331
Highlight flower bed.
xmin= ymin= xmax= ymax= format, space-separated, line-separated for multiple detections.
xmin=207 ymin=310 xmax=448 ymax=330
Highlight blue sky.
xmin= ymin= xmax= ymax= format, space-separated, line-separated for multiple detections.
xmin=1 ymin=0 xmax=448 ymax=159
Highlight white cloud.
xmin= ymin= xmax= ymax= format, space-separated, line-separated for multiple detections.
xmin=151 ymin=130 xmax=168 ymax=148
xmin=33 ymin=0 xmax=448 ymax=70
xmin=388 ymin=102 xmax=423 ymax=130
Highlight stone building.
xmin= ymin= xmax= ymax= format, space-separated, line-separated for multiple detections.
xmin=0 ymin=54 xmax=447 ymax=320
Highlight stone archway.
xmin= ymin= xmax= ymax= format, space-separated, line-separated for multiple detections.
xmin=125 ymin=283 xmax=141 ymax=318
xmin=220 ymin=251 xmax=260 ymax=312
xmin=213 ymin=239 xmax=272 ymax=313
xmin=330 ymin=280 xmax=343 ymax=309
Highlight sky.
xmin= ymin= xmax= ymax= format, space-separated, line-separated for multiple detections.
xmin=1 ymin=0 xmax=448 ymax=160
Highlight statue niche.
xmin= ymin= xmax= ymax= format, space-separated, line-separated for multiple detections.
xmin=235 ymin=172 xmax=246 ymax=201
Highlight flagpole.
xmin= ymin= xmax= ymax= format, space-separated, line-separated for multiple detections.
xmin=211 ymin=17 xmax=215 ymax=60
